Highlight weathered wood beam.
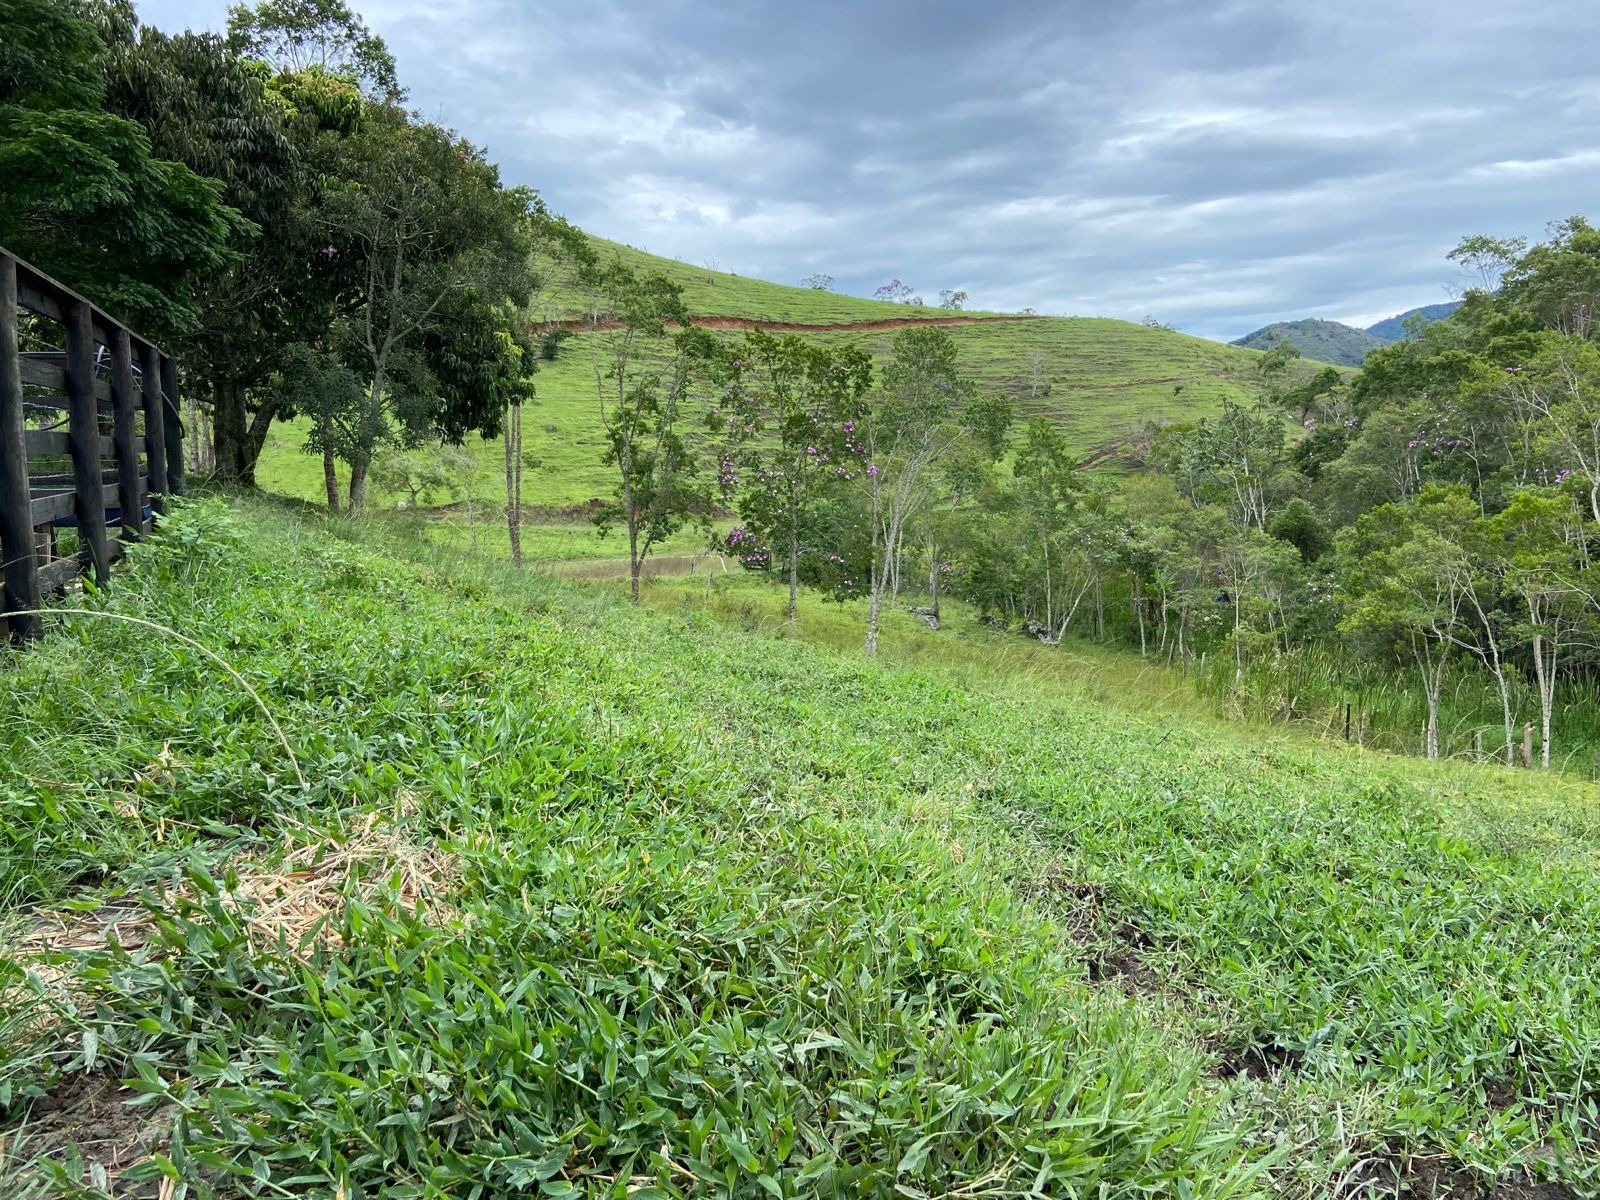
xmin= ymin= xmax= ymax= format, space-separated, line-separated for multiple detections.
xmin=0 ymin=254 xmax=42 ymax=640
xmin=65 ymin=299 xmax=109 ymax=585
xmin=160 ymin=356 xmax=185 ymax=496
xmin=111 ymin=328 xmax=142 ymax=542
xmin=141 ymin=341 xmax=168 ymax=512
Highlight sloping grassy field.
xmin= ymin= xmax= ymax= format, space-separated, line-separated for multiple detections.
xmin=538 ymin=237 xmax=1009 ymax=325
xmin=255 ymin=313 xmax=1279 ymax=519
xmin=2 ymin=498 xmax=1596 ymax=1197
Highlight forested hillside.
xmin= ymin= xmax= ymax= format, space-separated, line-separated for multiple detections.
xmin=1232 ymin=317 xmax=1389 ymax=366
xmin=1364 ymin=300 xmax=1463 ymax=341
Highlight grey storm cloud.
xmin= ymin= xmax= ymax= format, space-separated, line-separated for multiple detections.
xmin=137 ymin=0 xmax=1600 ymax=339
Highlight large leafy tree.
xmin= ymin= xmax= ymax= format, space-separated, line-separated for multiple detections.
xmin=314 ymin=109 xmax=537 ymax=511
xmin=0 ymin=0 xmax=249 ymax=339
xmin=95 ymin=4 xmax=325 ymax=480
xmin=225 ymin=0 xmax=400 ymax=99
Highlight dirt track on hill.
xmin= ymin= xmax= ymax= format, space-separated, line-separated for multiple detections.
xmin=551 ymin=313 xmax=1044 ymax=334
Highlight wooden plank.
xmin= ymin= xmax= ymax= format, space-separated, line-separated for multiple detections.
xmin=17 ymin=278 xmax=65 ymax=324
xmin=65 ymin=299 xmax=109 ymax=585
xmin=12 ymin=253 xmax=166 ymax=359
xmin=23 ymin=396 xmax=69 ymax=413
xmin=0 ymin=253 xmax=42 ymax=640
xmin=20 ymin=357 xmax=64 ymax=388
xmin=160 ymin=357 xmax=184 ymax=495
xmin=111 ymin=328 xmax=141 ymax=542
xmin=24 ymin=430 xmax=70 ymax=455
xmin=31 ymin=491 xmax=74 ymax=523
xmin=38 ymin=556 xmax=78 ymax=595
xmin=31 ymin=471 xmax=114 ymax=488
xmin=24 ymin=430 xmax=114 ymax=456
xmin=140 ymin=342 xmax=167 ymax=511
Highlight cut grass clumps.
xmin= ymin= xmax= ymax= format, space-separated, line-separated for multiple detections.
xmin=2 ymin=496 xmax=1598 ymax=1196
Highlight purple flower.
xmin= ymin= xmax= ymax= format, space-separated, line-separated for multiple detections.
xmin=866 ymin=464 xmax=879 ymax=477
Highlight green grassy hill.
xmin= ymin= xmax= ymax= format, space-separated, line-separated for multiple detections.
xmin=257 ymin=235 xmax=1291 ymax=523
xmin=3 ymin=497 xmax=1596 ymax=1196
xmin=539 ymin=236 xmax=1008 ymax=325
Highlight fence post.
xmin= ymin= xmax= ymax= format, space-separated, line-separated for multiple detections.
xmin=140 ymin=341 xmax=168 ymax=512
xmin=111 ymin=328 xmax=141 ymax=541
xmin=0 ymin=253 xmax=41 ymax=641
xmin=160 ymin=356 xmax=185 ymax=496
xmin=65 ymin=299 xmax=110 ymax=585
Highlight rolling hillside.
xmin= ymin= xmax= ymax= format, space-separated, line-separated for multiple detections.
xmin=538 ymin=236 xmax=1007 ymax=325
xmin=1231 ymin=317 xmax=1388 ymax=366
xmin=258 ymin=234 xmax=1292 ymax=522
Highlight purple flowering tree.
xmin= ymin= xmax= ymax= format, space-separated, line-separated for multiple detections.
xmin=712 ymin=329 xmax=873 ymax=621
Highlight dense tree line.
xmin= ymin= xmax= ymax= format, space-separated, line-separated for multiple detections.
xmin=929 ymin=222 xmax=1600 ymax=769
xmin=599 ymin=223 xmax=1600 ymax=770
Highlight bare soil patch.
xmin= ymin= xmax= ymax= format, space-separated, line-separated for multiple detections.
xmin=2 ymin=1073 xmax=175 ymax=1198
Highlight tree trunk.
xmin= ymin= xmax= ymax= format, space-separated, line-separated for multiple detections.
xmin=323 ymin=445 xmax=341 ymax=513
xmin=1417 ymin=642 xmax=1445 ymax=760
xmin=1133 ymin=577 xmax=1146 ymax=657
xmin=867 ymin=510 xmax=903 ymax=655
xmin=348 ymin=451 xmax=371 ymax=515
xmin=347 ymin=364 xmax=389 ymax=517
xmin=504 ymin=402 xmax=522 ymax=567
xmin=928 ymin=539 xmax=940 ymax=625
xmin=212 ymin=381 xmax=251 ymax=482
xmin=787 ymin=522 xmax=799 ymax=624
xmin=244 ymin=397 xmax=279 ymax=481
xmin=1532 ymin=630 xmax=1555 ymax=769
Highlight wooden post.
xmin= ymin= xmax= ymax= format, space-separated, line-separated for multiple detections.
xmin=65 ymin=299 xmax=109 ymax=585
xmin=140 ymin=341 xmax=168 ymax=512
xmin=160 ymin=356 xmax=184 ymax=496
xmin=1521 ymin=724 xmax=1534 ymax=769
xmin=0 ymin=254 xmax=42 ymax=640
xmin=111 ymin=328 xmax=141 ymax=541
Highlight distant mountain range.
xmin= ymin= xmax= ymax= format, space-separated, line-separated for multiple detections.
xmin=1362 ymin=301 xmax=1463 ymax=342
xmin=1231 ymin=301 xmax=1462 ymax=367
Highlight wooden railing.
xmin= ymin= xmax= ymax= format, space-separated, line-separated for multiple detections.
xmin=0 ymin=249 xmax=186 ymax=642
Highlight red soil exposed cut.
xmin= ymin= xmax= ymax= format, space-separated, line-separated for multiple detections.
xmin=550 ymin=313 xmax=1045 ymax=334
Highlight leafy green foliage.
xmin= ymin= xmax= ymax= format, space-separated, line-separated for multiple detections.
xmin=0 ymin=0 xmax=251 ymax=339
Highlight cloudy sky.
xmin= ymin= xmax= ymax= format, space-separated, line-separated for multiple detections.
xmin=142 ymin=0 xmax=1598 ymax=340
